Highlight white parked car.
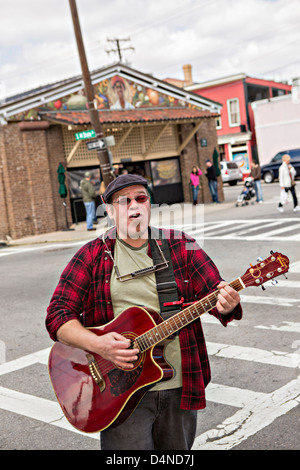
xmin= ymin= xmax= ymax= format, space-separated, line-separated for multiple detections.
xmin=220 ymin=161 xmax=243 ymax=186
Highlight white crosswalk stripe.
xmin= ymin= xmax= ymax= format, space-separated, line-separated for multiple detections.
xmin=255 ymin=321 xmax=300 ymax=333
xmin=0 ymin=241 xmax=86 ymax=257
xmin=290 ymin=261 xmax=300 ymax=273
xmin=193 ymin=375 xmax=300 ymax=450
xmin=163 ymin=218 xmax=300 ymax=242
xmin=205 ymin=219 xmax=300 ymax=241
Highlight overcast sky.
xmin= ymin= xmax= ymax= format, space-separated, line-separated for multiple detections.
xmin=1 ymin=0 xmax=300 ymax=99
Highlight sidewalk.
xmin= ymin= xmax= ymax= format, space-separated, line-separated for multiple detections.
xmin=5 ymin=221 xmax=102 ymax=246
xmin=4 ymin=201 xmax=233 ymax=247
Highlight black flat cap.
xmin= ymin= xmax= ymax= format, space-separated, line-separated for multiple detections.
xmin=102 ymin=174 xmax=148 ymax=203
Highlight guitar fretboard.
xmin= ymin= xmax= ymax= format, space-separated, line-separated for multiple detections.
xmin=136 ymin=278 xmax=245 ymax=352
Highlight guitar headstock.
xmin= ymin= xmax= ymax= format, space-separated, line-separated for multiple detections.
xmin=241 ymin=252 xmax=289 ymax=288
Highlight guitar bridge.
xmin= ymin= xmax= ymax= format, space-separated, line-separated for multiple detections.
xmin=86 ymin=354 xmax=106 ymax=392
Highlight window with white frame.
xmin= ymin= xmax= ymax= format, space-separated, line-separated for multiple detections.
xmin=227 ymin=98 xmax=240 ymax=127
xmin=215 ymin=115 xmax=222 ymax=129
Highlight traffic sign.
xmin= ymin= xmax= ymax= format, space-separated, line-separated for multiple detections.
xmin=75 ymin=129 xmax=96 ymax=140
xmin=86 ymin=139 xmax=106 ymax=151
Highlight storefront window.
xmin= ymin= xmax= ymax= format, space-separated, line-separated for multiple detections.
xmin=151 ymin=158 xmax=181 ymax=186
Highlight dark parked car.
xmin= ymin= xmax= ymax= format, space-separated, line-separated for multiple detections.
xmin=261 ymin=149 xmax=300 ymax=183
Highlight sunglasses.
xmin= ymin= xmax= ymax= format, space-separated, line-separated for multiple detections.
xmin=112 ymin=194 xmax=150 ymax=206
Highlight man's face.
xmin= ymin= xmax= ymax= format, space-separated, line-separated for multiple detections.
xmin=113 ymin=82 xmax=125 ymax=98
xmin=106 ymin=185 xmax=151 ymax=241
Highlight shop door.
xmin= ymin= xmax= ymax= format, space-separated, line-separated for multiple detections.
xmin=150 ymin=157 xmax=183 ymax=204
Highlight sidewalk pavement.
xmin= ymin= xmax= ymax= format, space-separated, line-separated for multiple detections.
xmin=3 ymin=201 xmax=233 ymax=247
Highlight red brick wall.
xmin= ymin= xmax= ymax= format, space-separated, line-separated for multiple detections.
xmin=0 ymin=129 xmax=10 ymax=240
xmin=179 ymin=118 xmax=224 ymax=204
xmin=46 ymin=125 xmax=72 ymax=231
xmin=0 ymin=122 xmax=71 ymax=240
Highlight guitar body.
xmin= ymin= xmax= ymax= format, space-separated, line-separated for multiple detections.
xmin=48 ymin=306 xmax=174 ymax=433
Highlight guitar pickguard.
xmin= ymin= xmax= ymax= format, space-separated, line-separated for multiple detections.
xmin=107 ymin=363 xmax=144 ymax=397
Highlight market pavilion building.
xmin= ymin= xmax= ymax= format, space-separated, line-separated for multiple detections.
xmin=0 ymin=63 xmax=222 ymax=240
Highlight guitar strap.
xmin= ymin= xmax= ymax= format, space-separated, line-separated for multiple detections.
xmin=149 ymin=227 xmax=181 ymax=321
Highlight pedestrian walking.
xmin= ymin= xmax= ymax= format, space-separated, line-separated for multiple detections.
xmin=80 ymin=171 xmax=98 ymax=230
xmin=46 ymin=173 xmax=242 ymax=451
xmin=277 ymin=154 xmax=300 ymax=213
xmin=205 ymin=160 xmax=219 ymax=203
xmin=190 ymin=166 xmax=202 ymax=205
xmin=250 ymin=161 xmax=263 ymax=203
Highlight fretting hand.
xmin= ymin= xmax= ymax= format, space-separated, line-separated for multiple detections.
xmin=216 ymin=281 xmax=240 ymax=315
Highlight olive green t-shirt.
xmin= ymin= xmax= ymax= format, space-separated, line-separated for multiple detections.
xmin=110 ymin=237 xmax=182 ymax=390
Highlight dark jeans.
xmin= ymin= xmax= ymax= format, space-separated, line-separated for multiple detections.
xmin=100 ymin=388 xmax=197 ymax=450
xmin=208 ymin=179 xmax=219 ymax=202
xmin=192 ymin=185 xmax=199 ymax=203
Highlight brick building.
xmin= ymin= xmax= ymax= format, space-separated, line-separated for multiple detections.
xmin=0 ymin=63 xmax=222 ymax=240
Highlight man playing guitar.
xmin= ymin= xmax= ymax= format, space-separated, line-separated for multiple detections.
xmin=46 ymin=173 xmax=242 ymax=450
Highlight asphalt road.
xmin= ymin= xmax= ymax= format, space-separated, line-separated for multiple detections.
xmin=0 ymin=181 xmax=299 ymax=451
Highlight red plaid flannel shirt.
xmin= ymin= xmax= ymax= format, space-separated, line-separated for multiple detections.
xmin=46 ymin=227 xmax=242 ymax=410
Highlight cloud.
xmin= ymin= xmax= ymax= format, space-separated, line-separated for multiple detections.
xmin=1 ymin=0 xmax=300 ymax=97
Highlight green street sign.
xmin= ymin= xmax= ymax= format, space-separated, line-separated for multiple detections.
xmin=75 ymin=129 xmax=96 ymax=140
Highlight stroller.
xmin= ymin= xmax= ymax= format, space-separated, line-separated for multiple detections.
xmin=235 ymin=177 xmax=256 ymax=206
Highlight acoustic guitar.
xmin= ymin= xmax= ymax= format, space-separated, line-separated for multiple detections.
xmin=48 ymin=251 xmax=289 ymax=433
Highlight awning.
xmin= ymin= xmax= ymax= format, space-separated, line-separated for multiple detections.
xmin=39 ymin=107 xmax=219 ymax=167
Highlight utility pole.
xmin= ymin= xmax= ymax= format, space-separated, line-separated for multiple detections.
xmin=68 ymin=0 xmax=114 ymax=187
xmin=106 ymin=38 xmax=134 ymax=62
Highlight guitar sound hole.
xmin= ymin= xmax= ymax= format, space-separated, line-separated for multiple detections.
xmin=122 ymin=332 xmax=144 ymax=371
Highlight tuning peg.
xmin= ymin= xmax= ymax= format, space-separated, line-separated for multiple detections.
xmin=270 ymin=250 xmax=274 ymax=254
xmin=283 ymin=274 xmax=288 ymax=279
xmin=261 ymin=285 xmax=266 ymax=291
xmin=271 ymin=279 xmax=278 ymax=285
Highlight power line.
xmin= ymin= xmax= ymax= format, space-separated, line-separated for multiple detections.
xmin=105 ymin=38 xmax=134 ymax=62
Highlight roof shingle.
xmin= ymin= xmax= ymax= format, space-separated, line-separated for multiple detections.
xmin=39 ymin=107 xmax=218 ymax=125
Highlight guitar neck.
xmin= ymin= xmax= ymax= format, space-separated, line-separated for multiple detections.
xmin=136 ymin=277 xmax=245 ymax=352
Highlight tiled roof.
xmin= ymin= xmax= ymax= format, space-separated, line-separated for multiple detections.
xmin=39 ymin=107 xmax=218 ymax=125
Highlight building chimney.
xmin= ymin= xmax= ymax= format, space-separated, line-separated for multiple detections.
xmin=183 ymin=64 xmax=193 ymax=86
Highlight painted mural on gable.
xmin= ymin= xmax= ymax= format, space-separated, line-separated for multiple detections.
xmin=10 ymin=75 xmax=198 ymax=121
